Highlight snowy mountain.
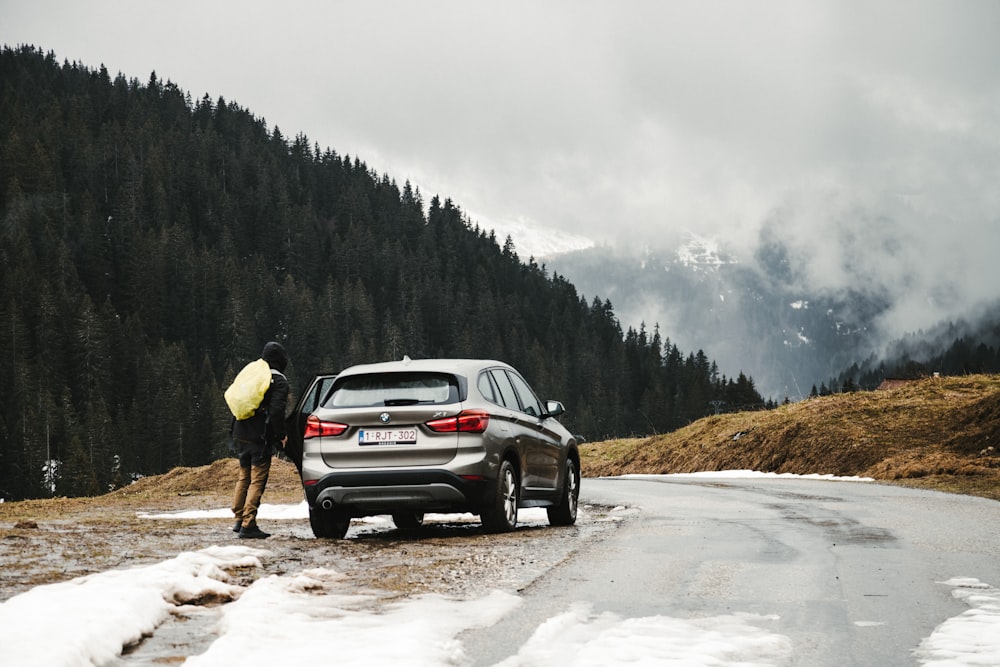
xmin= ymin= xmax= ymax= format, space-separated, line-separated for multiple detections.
xmin=673 ymin=232 xmax=739 ymax=272
xmin=492 ymin=217 xmax=996 ymax=401
xmin=547 ymin=236 xmax=893 ymax=401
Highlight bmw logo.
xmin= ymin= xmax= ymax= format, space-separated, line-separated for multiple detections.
xmin=379 ymin=412 xmax=391 ymax=424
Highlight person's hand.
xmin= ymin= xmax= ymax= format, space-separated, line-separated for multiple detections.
xmin=280 ymin=436 xmax=288 ymax=449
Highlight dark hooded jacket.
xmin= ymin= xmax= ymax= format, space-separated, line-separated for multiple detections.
xmin=232 ymin=342 xmax=289 ymax=445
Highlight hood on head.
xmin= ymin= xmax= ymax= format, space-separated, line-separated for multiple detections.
xmin=261 ymin=341 xmax=288 ymax=372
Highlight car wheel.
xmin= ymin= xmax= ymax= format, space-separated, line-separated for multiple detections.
xmin=309 ymin=506 xmax=351 ymax=539
xmin=391 ymin=512 xmax=425 ymax=531
xmin=547 ymin=457 xmax=580 ymax=526
xmin=482 ymin=459 xmax=519 ymax=533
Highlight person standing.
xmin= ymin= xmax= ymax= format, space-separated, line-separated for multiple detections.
xmin=231 ymin=341 xmax=289 ymax=539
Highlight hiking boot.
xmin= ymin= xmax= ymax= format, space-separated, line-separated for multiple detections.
xmin=233 ymin=520 xmax=242 ymax=533
xmin=238 ymin=525 xmax=270 ymax=539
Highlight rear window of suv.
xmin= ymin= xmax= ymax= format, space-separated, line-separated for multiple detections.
xmin=327 ymin=372 xmax=459 ymax=408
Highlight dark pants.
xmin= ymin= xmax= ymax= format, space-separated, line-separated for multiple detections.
xmin=232 ymin=440 xmax=273 ymax=529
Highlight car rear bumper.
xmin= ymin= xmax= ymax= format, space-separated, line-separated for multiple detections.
xmin=305 ymin=470 xmax=491 ymax=515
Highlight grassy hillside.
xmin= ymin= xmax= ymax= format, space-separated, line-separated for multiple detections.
xmin=581 ymin=374 xmax=1000 ymax=501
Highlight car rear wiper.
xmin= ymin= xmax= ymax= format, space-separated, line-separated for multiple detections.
xmin=383 ymin=398 xmax=425 ymax=406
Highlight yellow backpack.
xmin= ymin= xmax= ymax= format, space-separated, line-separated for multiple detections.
xmin=224 ymin=359 xmax=272 ymax=420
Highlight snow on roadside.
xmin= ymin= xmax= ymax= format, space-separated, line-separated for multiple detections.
xmin=186 ymin=571 xmax=520 ymax=666
xmin=494 ymin=602 xmax=793 ymax=666
xmin=620 ymin=470 xmax=875 ymax=482
xmin=137 ymin=502 xmax=557 ymax=525
xmin=0 ymin=543 xmax=521 ymax=667
xmin=914 ymin=578 xmax=1000 ymax=665
xmin=137 ymin=500 xmax=311 ymax=521
xmin=0 ymin=545 xmax=265 ymax=667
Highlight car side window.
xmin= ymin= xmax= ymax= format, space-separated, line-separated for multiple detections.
xmin=507 ymin=371 xmax=544 ymax=418
xmin=315 ymin=377 xmax=336 ymax=408
xmin=300 ymin=375 xmax=336 ymax=420
xmin=477 ymin=371 xmax=497 ymax=403
xmin=489 ymin=369 xmax=521 ymax=410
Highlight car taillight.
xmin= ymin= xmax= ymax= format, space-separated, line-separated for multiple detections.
xmin=425 ymin=410 xmax=490 ymax=433
xmin=304 ymin=414 xmax=348 ymax=439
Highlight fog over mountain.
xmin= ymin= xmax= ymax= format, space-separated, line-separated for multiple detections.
xmin=545 ymin=218 xmax=999 ymax=401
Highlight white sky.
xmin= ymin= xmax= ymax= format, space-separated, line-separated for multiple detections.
xmin=1 ymin=474 xmax=997 ymax=666
xmin=3 ymin=1 xmax=1000 ymax=332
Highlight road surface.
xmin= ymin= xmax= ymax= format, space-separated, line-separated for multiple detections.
xmin=464 ymin=475 xmax=1000 ymax=666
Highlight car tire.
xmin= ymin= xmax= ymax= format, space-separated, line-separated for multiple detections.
xmin=547 ymin=457 xmax=579 ymax=526
xmin=482 ymin=459 xmax=519 ymax=533
xmin=391 ymin=512 xmax=425 ymax=531
xmin=309 ymin=506 xmax=351 ymax=539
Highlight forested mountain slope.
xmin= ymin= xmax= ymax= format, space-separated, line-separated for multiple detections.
xmin=827 ymin=305 xmax=1000 ymax=393
xmin=0 ymin=46 xmax=764 ymax=500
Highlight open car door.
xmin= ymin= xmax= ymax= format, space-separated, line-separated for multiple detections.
xmin=283 ymin=373 xmax=337 ymax=473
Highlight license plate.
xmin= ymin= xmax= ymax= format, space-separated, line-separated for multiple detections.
xmin=358 ymin=428 xmax=418 ymax=446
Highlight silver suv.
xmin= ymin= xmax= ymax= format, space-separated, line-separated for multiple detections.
xmin=294 ymin=358 xmax=580 ymax=538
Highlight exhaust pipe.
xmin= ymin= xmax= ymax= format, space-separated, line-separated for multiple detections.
xmin=320 ymin=498 xmax=334 ymax=510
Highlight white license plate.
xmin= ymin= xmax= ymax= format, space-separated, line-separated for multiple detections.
xmin=358 ymin=428 xmax=418 ymax=446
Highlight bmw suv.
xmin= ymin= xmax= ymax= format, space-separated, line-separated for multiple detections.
xmin=293 ymin=358 xmax=580 ymax=539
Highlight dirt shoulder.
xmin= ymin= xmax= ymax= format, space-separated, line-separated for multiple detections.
xmin=0 ymin=459 xmax=616 ymax=603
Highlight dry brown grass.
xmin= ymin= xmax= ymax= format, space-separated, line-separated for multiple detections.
xmin=581 ymin=374 xmax=1000 ymax=502
xmin=108 ymin=457 xmax=304 ymax=501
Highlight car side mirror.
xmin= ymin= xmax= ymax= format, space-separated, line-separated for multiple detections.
xmin=544 ymin=400 xmax=565 ymax=417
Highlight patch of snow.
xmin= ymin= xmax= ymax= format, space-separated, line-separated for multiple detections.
xmin=186 ymin=573 xmax=520 ymax=666
xmin=675 ymin=231 xmax=738 ymax=272
xmin=494 ymin=603 xmax=793 ymax=666
xmin=0 ymin=546 xmax=264 ymax=667
xmin=137 ymin=503 xmax=558 ymax=525
xmin=914 ymin=578 xmax=1000 ymax=665
xmin=620 ymin=471 xmax=876 ymax=482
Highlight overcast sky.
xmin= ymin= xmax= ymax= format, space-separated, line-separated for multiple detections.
xmin=4 ymin=0 xmax=999 ymax=333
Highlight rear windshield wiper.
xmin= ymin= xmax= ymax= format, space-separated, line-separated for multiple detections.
xmin=383 ymin=398 xmax=426 ymax=406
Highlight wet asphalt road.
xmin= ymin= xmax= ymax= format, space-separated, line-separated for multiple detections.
xmin=463 ymin=476 xmax=1000 ymax=666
